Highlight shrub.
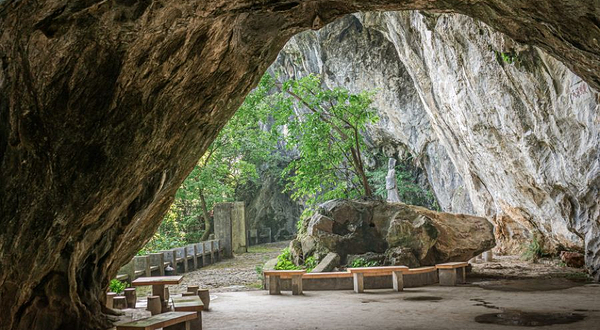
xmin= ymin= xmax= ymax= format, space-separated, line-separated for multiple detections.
xmin=521 ymin=235 xmax=544 ymax=262
xmin=275 ymin=248 xmax=301 ymax=270
xmin=350 ymin=258 xmax=380 ymax=268
xmin=304 ymin=256 xmax=318 ymax=273
xmin=109 ymin=279 xmax=127 ymax=294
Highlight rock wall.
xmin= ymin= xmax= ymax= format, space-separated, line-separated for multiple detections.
xmin=236 ymin=170 xmax=302 ymax=241
xmin=271 ymin=12 xmax=599 ymax=277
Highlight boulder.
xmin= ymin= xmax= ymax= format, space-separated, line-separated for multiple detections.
xmin=297 ymin=199 xmax=495 ymax=266
xmin=312 ymin=253 xmax=341 ymax=273
xmin=384 ymin=247 xmax=420 ymax=268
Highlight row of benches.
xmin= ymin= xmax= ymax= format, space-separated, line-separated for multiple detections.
xmin=117 ymin=287 xmax=206 ymax=330
xmin=117 ymin=240 xmax=224 ymax=282
xmin=264 ymin=262 xmax=468 ymax=295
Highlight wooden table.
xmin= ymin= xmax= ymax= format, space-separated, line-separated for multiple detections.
xmin=132 ymin=276 xmax=184 ymax=313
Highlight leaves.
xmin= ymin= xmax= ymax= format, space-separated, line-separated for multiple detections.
xmin=273 ymin=74 xmax=378 ymax=206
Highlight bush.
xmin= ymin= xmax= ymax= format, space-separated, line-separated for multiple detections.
xmin=350 ymin=258 xmax=380 ymax=268
xmin=109 ymin=279 xmax=127 ymax=294
xmin=275 ymin=248 xmax=301 ymax=270
xmin=521 ymin=235 xmax=544 ymax=262
xmin=304 ymin=256 xmax=318 ymax=273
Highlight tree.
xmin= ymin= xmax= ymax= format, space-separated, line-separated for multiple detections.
xmin=273 ymin=74 xmax=378 ymax=206
xmin=142 ymin=74 xmax=279 ymax=250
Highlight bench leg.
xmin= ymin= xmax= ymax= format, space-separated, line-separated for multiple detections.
xmin=457 ymin=267 xmax=466 ymax=284
xmin=268 ymin=275 xmax=281 ymax=295
xmin=165 ymin=321 xmax=191 ymax=330
xmin=189 ymin=312 xmax=202 ymax=330
xmin=291 ymin=275 xmax=303 ymax=295
xmin=392 ymin=271 xmax=404 ymax=292
xmin=439 ymin=269 xmax=457 ymax=286
xmin=353 ymin=273 xmax=364 ymax=293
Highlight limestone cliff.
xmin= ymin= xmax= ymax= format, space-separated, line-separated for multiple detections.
xmin=271 ymin=12 xmax=599 ymax=277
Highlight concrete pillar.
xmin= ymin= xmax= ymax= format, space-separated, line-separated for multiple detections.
xmin=214 ymin=202 xmax=247 ymax=257
xmin=484 ymin=251 xmax=493 ymax=262
xmin=231 ymin=202 xmax=247 ymax=253
xmin=352 ymin=273 xmax=364 ymax=293
xmin=268 ymin=276 xmax=281 ymax=295
xmin=392 ymin=271 xmax=404 ymax=292
xmin=106 ymin=292 xmax=117 ymax=309
xmin=118 ymin=260 xmax=135 ymax=284
xmin=198 ymin=289 xmax=210 ymax=311
xmin=188 ymin=245 xmax=198 ymax=270
xmin=124 ymin=288 xmax=136 ymax=308
xmin=439 ymin=269 xmax=458 ymax=286
xmin=147 ymin=296 xmax=161 ymax=316
xmin=113 ymin=296 xmax=127 ymax=309
xmin=149 ymin=252 xmax=165 ymax=276
xmin=291 ymin=274 xmax=303 ymax=295
xmin=134 ymin=255 xmax=151 ymax=277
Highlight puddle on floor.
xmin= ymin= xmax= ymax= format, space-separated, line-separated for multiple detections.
xmin=403 ymin=296 xmax=443 ymax=301
xmin=475 ymin=278 xmax=585 ymax=292
xmin=470 ymin=298 xmax=500 ymax=310
xmin=475 ymin=311 xmax=586 ymax=327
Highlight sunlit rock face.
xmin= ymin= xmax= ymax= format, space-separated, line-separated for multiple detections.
xmin=271 ymin=12 xmax=599 ymax=278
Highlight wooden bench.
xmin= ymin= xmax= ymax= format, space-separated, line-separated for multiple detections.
xmin=436 ymin=262 xmax=468 ymax=286
xmin=263 ymin=270 xmax=306 ymax=295
xmin=116 ymin=311 xmax=197 ymax=330
xmin=172 ymin=296 xmax=203 ymax=330
xmin=347 ymin=266 xmax=408 ymax=293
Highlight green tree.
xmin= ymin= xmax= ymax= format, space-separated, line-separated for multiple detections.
xmin=142 ymin=74 xmax=279 ymax=252
xmin=273 ymin=74 xmax=378 ymax=206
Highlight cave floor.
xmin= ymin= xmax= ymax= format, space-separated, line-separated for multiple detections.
xmin=114 ymin=248 xmax=597 ymax=329
xmin=198 ymin=282 xmax=600 ymax=329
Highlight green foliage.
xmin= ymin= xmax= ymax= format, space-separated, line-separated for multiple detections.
xmin=522 ymin=235 xmax=544 ymax=262
xmin=304 ymin=256 xmax=318 ymax=273
xmin=109 ymin=279 xmax=127 ymax=294
xmin=273 ymin=74 xmax=379 ymax=206
xmin=350 ymin=258 xmax=380 ymax=268
xmin=274 ymin=248 xmax=301 ymax=270
xmin=255 ymin=264 xmax=264 ymax=281
xmin=140 ymin=74 xmax=279 ymax=254
xmin=496 ymin=51 xmax=518 ymax=65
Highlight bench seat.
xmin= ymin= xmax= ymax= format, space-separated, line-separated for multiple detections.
xmin=436 ymin=262 xmax=468 ymax=286
xmin=263 ymin=270 xmax=306 ymax=295
xmin=116 ymin=311 xmax=197 ymax=330
xmin=347 ymin=266 xmax=408 ymax=293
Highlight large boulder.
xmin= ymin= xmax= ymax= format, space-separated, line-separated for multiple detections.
xmin=295 ymin=199 xmax=495 ymax=266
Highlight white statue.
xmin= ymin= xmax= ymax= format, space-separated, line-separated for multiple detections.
xmin=386 ymin=158 xmax=401 ymax=202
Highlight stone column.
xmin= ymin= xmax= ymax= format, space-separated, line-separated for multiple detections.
xmin=214 ymin=202 xmax=247 ymax=257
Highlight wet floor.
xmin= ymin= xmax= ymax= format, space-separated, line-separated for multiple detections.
xmin=475 ymin=311 xmax=586 ymax=327
xmin=404 ymin=296 xmax=443 ymax=301
xmin=475 ymin=278 xmax=585 ymax=292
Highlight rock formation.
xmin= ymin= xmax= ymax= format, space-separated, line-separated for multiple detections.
xmin=294 ymin=199 xmax=495 ymax=267
xmin=1 ymin=0 xmax=599 ymax=329
xmin=271 ymin=12 xmax=599 ymax=277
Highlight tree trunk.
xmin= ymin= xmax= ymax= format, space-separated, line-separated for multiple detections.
xmin=1 ymin=1 xmax=598 ymax=329
xmin=199 ymin=191 xmax=212 ymax=241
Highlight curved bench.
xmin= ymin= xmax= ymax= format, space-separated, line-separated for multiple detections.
xmin=436 ymin=262 xmax=468 ymax=286
xmin=347 ymin=266 xmax=408 ymax=293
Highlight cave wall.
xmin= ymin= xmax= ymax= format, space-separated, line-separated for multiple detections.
xmin=1 ymin=0 xmax=599 ymax=329
xmin=270 ymin=12 xmax=599 ymax=277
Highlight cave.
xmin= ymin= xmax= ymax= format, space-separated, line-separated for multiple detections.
xmin=0 ymin=1 xmax=598 ymax=329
